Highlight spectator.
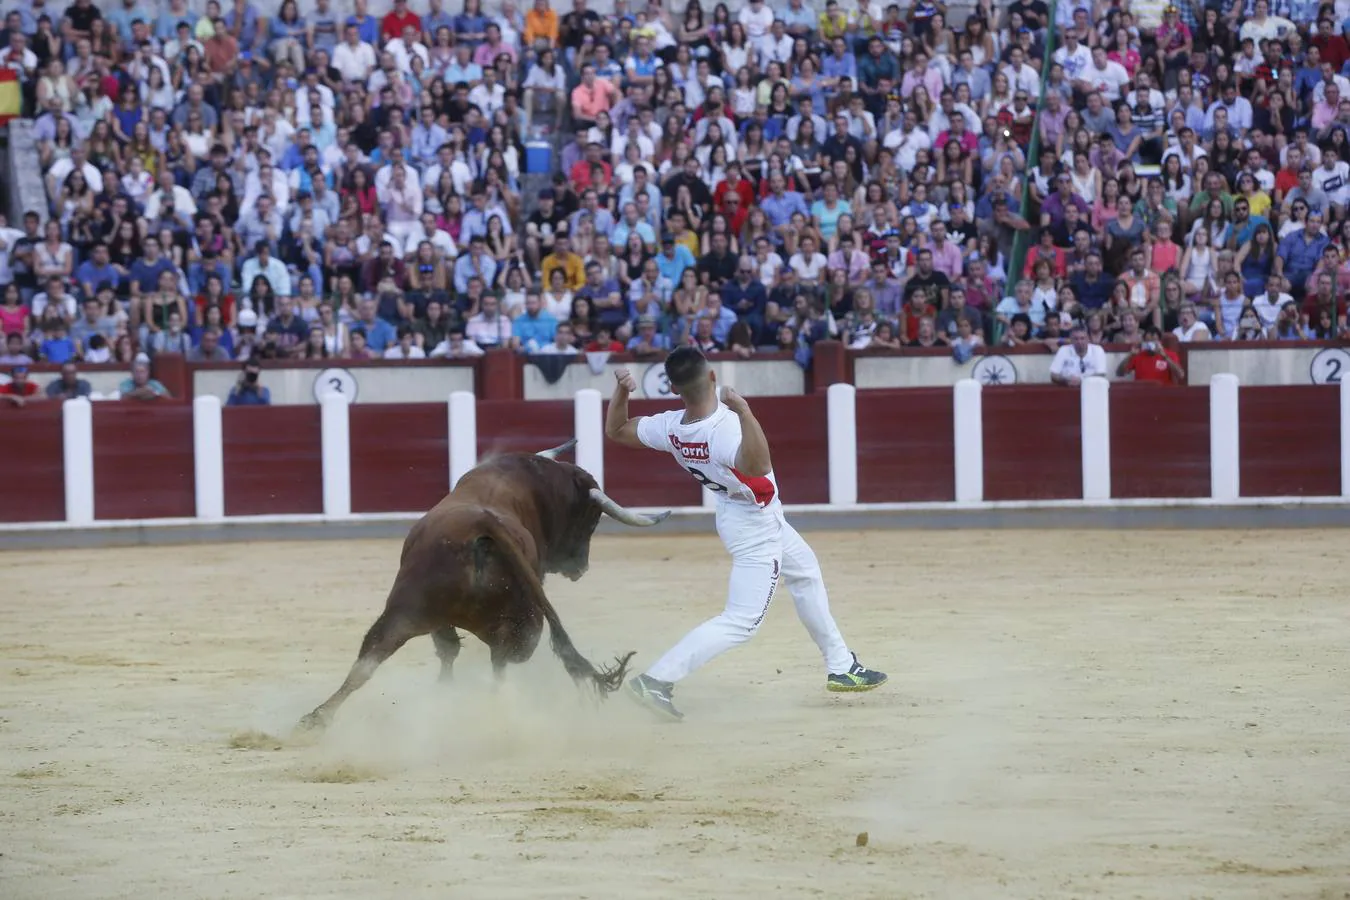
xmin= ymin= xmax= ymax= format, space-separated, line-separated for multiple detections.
xmin=119 ymin=354 xmax=170 ymax=401
xmin=429 ymin=326 xmax=486 ymax=358
xmin=351 ymin=298 xmax=396 ymax=353
xmin=148 ymin=310 xmax=192 ymax=357
xmin=1116 ymin=327 xmax=1185 ymax=384
xmin=45 ymin=361 xmax=91 ymax=399
xmin=541 ymin=234 xmax=585 ymax=292
xmin=0 ymin=364 xmax=38 ymax=405
xmin=1172 ymin=302 xmax=1213 ymax=343
xmin=465 ymin=293 xmax=512 ymax=348
xmin=188 ymin=328 xmax=233 ymax=362
xmin=536 ymin=320 xmax=579 ymax=354
xmin=626 ymin=314 xmax=671 ymax=356
xmin=383 ymin=324 xmax=428 ymax=359
xmin=512 ymin=293 xmax=557 ymax=352
xmin=226 ymin=360 xmax=272 ymax=406
xmin=1050 ymin=325 xmax=1109 ymax=386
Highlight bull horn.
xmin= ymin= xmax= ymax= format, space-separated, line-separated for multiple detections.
xmin=590 ymin=489 xmax=671 ymax=527
xmin=537 ymin=439 xmax=577 ymax=460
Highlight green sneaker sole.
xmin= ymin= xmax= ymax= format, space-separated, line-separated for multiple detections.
xmin=826 ymin=675 xmax=888 ymax=693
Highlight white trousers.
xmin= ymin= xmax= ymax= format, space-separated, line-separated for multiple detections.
xmin=644 ymin=501 xmax=854 ymax=683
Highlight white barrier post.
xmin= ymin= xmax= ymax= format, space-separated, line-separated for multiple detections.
xmin=193 ymin=395 xmax=224 ymax=519
xmin=827 ymin=383 xmax=858 ymax=505
xmin=574 ymin=388 xmax=604 ymax=489
xmin=953 ymin=379 xmax=983 ymax=503
xmin=1210 ymin=373 xmax=1240 ymax=502
xmin=320 ymin=392 xmax=351 ymax=517
xmin=1080 ymin=378 xmax=1111 ymax=501
xmin=1341 ymin=377 xmax=1350 ymax=498
xmin=448 ymin=390 xmax=477 ymax=489
xmin=61 ymin=397 xmax=94 ymax=525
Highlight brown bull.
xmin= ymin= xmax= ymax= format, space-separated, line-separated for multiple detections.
xmin=297 ymin=440 xmax=669 ymax=731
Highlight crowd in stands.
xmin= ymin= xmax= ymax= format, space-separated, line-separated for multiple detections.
xmin=0 ymin=0 xmax=1347 ymax=385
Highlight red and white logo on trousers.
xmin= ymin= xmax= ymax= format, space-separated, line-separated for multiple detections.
xmin=668 ymin=435 xmax=710 ymax=461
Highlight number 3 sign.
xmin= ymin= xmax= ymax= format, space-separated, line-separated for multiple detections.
xmin=641 ymin=363 xmax=673 ymax=399
xmin=313 ymin=367 xmax=359 ymax=403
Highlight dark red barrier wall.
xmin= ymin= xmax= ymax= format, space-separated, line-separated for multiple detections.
xmin=0 ymin=405 xmax=65 ymax=523
xmin=1240 ymin=386 xmax=1341 ymax=497
xmin=476 ymin=399 xmax=573 ymax=459
xmin=92 ymin=404 xmax=195 ymax=519
xmin=350 ymin=403 xmax=448 ymax=513
xmin=983 ymin=387 xmax=1082 ymax=501
xmin=856 ymin=388 xmax=956 ymax=503
xmin=1110 ymin=386 xmax=1211 ymax=499
xmin=602 ymin=397 xmax=703 ymax=508
xmin=753 ymin=394 xmax=829 ymax=504
xmin=223 ymin=406 xmax=322 ymax=516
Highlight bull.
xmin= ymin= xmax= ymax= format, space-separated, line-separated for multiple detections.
xmin=297 ymin=440 xmax=669 ymax=732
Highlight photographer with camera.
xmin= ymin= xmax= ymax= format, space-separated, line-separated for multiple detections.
xmin=1116 ymin=327 xmax=1185 ymax=385
xmin=226 ymin=359 xmax=272 ymax=406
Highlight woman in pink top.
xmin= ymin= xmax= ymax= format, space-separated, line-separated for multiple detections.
xmin=1106 ymin=29 xmax=1140 ymax=77
xmin=1150 ymin=218 xmax=1181 ymax=275
xmin=1092 ymin=177 xmax=1121 ymax=233
xmin=0 ymin=284 xmax=28 ymax=338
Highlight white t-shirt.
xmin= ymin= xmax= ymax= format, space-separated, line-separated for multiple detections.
xmin=383 ymin=344 xmax=427 ymax=359
xmin=1173 ymin=321 xmax=1212 ymax=342
xmin=636 ymin=404 xmax=779 ymax=510
xmin=1049 ymin=343 xmax=1108 ymax=380
xmin=789 ymin=251 xmax=828 ymax=283
xmin=738 ymin=4 xmax=774 ymax=40
xmin=1083 ymin=60 xmax=1130 ymax=102
xmin=1053 ymin=43 xmax=1092 ymax=82
xmin=1312 ymin=161 xmax=1349 ymax=206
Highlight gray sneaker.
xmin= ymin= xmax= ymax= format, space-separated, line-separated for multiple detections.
xmin=627 ymin=674 xmax=684 ymax=721
xmin=826 ymin=654 xmax=888 ymax=692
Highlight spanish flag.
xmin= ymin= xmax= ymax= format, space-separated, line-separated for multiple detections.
xmin=0 ymin=68 xmax=19 ymax=127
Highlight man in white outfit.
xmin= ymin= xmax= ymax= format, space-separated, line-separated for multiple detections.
xmin=605 ymin=348 xmax=886 ymax=720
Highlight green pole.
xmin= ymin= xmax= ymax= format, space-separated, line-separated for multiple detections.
xmin=1002 ymin=0 xmax=1059 ymax=345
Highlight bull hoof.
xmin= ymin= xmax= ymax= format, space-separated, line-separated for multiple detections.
xmin=296 ymin=710 xmax=330 ymax=733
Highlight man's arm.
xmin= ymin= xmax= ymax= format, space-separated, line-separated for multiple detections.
xmin=604 ymin=367 xmax=645 ymax=448
xmin=721 ymin=388 xmax=772 ymax=477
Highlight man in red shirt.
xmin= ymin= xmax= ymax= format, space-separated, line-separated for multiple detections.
xmin=568 ymin=142 xmax=611 ymax=192
xmin=380 ymin=0 xmax=422 ymax=42
xmin=1273 ymin=145 xmax=1306 ymax=204
xmin=1116 ymin=328 xmax=1184 ymax=385
xmin=713 ymin=163 xmax=755 ymax=215
xmin=1312 ymin=19 xmax=1349 ymax=73
xmin=0 ymin=365 xmax=40 ymax=406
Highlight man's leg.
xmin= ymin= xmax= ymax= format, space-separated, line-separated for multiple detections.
xmin=780 ymin=517 xmax=887 ymax=691
xmin=644 ymin=548 xmax=782 ymax=684
xmin=777 ymin=519 xmax=853 ymax=674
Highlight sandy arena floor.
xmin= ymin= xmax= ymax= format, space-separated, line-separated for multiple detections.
xmin=2 ymin=529 xmax=1349 ymax=899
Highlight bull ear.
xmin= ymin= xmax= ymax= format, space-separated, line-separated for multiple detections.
xmin=590 ymin=488 xmax=671 ymax=527
xmin=537 ymin=438 xmax=577 ymax=460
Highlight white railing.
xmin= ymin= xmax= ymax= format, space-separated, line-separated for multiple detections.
xmin=28 ymin=376 xmax=1350 ymax=532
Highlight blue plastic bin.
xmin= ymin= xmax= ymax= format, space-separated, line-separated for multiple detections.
xmin=525 ymin=141 xmax=552 ymax=174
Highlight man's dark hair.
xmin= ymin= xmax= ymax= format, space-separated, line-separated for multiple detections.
xmin=665 ymin=346 xmax=710 ymax=393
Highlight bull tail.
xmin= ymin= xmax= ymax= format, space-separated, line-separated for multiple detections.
xmin=476 ymin=525 xmax=634 ymax=697
xmin=470 ymin=534 xmax=493 ymax=590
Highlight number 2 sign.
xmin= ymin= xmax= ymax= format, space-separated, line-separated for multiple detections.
xmin=1309 ymin=348 xmax=1350 ymax=385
